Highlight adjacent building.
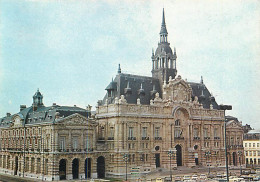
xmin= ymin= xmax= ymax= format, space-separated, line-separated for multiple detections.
xmin=0 ymin=90 xmax=97 ymax=180
xmin=243 ymin=130 xmax=260 ymax=167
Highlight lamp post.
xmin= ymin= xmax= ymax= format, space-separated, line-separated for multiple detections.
xmin=238 ymin=151 xmax=243 ymax=176
xmin=205 ymin=151 xmax=211 ymax=175
xmin=219 ymin=104 xmax=232 ymax=182
xmin=168 ymin=150 xmax=174 ymax=182
xmin=123 ymin=154 xmax=129 ymax=181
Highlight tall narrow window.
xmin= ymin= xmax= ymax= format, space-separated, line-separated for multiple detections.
xmin=59 ymin=137 xmax=65 ymax=150
xmin=194 ymin=128 xmax=198 ymax=137
xmin=142 ymin=127 xmax=147 ymax=137
xmin=129 ymin=127 xmax=133 ymax=137
xmin=72 ymin=137 xmax=78 ymax=149
xmin=155 ymin=127 xmax=160 ymax=137
xmin=86 ymin=136 xmax=91 ymax=149
xmin=204 ymin=128 xmax=208 ymax=137
xmin=214 ymin=128 xmax=218 ymax=137
xmin=110 ymin=127 xmax=114 ymax=138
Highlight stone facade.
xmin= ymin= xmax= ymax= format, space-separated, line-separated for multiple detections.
xmin=0 ymin=9 xmax=245 ymax=181
xmin=0 ymin=91 xmax=98 ymax=181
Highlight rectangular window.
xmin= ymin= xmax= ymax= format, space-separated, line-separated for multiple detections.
xmin=204 ymin=128 xmax=208 ymax=137
xmin=249 ymin=143 xmax=251 ymax=147
xmin=246 ymin=151 xmax=248 ymax=156
xmin=155 ymin=127 xmax=160 ymax=137
xmin=214 ymin=128 xmax=218 ymax=137
xmin=129 ymin=127 xmax=133 ymax=137
xmin=142 ymin=127 xmax=147 ymax=137
xmin=174 ymin=128 xmax=181 ymax=137
xmin=253 ymin=143 xmax=255 ymax=147
xmin=257 ymin=143 xmax=259 ymax=147
xmin=194 ymin=128 xmax=198 ymax=137
xmin=86 ymin=136 xmax=91 ymax=149
xmin=132 ymin=154 xmax=135 ymax=162
xmin=72 ymin=137 xmax=78 ymax=149
xmin=59 ymin=137 xmax=66 ymax=150
xmin=245 ymin=143 xmax=247 ymax=147
xmin=110 ymin=127 xmax=114 ymax=137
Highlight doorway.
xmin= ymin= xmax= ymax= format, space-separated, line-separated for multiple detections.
xmin=14 ymin=156 xmax=18 ymax=175
xmin=155 ymin=153 xmax=160 ymax=168
xmin=85 ymin=158 xmax=91 ymax=178
xmin=233 ymin=152 xmax=237 ymax=166
xmin=97 ymin=156 xmax=105 ymax=178
xmin=72 ymin=158 xmax=79 ymax=179
xmin=175 ymin=145 xmax=182 ymax=166
xmin=59 ymin=159 xmax=66 ymax=180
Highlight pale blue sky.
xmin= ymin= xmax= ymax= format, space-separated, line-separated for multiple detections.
xmin=0 ymin=0 xmax=259 ymax=128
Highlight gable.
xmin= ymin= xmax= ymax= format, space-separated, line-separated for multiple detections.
xmin=163 ymin=75 xmax=192 ymax=102
xmin=56 ymin=113 xmax=96 ymax=126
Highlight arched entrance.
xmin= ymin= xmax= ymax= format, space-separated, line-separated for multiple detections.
xmin=14 ymin=156 xmax=18 ymax=175
xmin=175 ymin=145 xmax=182 ymax=166
xmin=233 ymin=152 xmax=237 ymax=166
xmin=72 ymin=158 xmax=79 ymax=179
xmin=85 ymin=158 xmax=91 ymax=178
xmin=97 ymin=156 xmax=105 ymax=178
xmin=59 ymin=159 xmax=67 ymax=180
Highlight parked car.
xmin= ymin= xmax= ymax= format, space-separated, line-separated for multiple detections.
xmin=200 ymin=174 xmax=207 ymax=180
xmin=192 ymin=174 xmax=198 ymax=180
xmin=155 ymin=178 xmax=163 ymax=182
xmin=183 ymin=175 xmax=191 ymax=181
xmin=174 ymin=176 xmax=182 ymax=182
xmin=164 ymin=177 xmax=171 ymax=182
xmin=242 ymin=170 xmax=250 ymax=175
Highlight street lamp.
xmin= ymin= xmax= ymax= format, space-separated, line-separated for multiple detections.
xmin=123 ymin=154 xmax=129 ymax=181
xmin=238 ymin=151 xmax=243 ymax=176
xmin=168 ymin=150 xmax=174 ymax=182
xmin=219 ymin=104 xmax=232 ymax=182
xmin=205 ymin=151 xmax=211 ymax=175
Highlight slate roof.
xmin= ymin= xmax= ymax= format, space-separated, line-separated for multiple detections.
xmin=0 ymin=104 xmax=91 ymax=128
xmin=187 ymin=82 xmax=218 ymax=109
xmin=101 ymin=72 xmax=219 ymax=109
xmin=101 ymin=73 xmax=161 ymax=105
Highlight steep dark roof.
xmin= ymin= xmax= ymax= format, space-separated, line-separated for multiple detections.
xmin=102 ymin=73 xmax=161 ymax=105
xmin=101 ymin=72 xmax=219 ymax=110
xmin=188 ymin=82 xmax=218 ymax=109
xmin=0 ymin=105 xmax=90 ymax=128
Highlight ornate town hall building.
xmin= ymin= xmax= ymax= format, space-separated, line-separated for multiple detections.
xmin=0 ymin=9 xmax=244 ymax=180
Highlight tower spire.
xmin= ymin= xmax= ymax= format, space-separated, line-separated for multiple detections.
xmin=160 ymin=8 xmax=168 ymax=43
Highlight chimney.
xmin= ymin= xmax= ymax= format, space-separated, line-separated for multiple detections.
xmin=6 ymin=113 xmax=11 ymax=117
xmin=20 ymin=105 xmax=26 ymax=111
xmin=33 ymin=104 xmax=37 ymax=111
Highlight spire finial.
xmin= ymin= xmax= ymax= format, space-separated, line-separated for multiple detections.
xmin=162 ymin=8 xmax=166 ymax=26
xmin=200 ymin=76 xmax=204 ymax=84
xmin=118 ymin=64 xmax=121 ymax=74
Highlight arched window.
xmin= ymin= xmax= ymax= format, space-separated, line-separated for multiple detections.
xmin=175 ymin=119 xmax=180 ymax=126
